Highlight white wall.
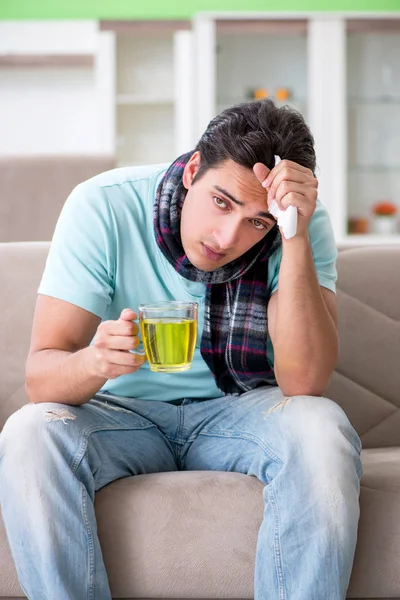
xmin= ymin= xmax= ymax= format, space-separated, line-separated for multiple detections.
xmin=0 ymin=21 xmax=115 ymax=156
xmin=0 ymin=21 xmax=98 ymax=54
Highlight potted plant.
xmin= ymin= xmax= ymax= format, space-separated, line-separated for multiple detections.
xmin=371 ymin=201 xmax=398 ymax=235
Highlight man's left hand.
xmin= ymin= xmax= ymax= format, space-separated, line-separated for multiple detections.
xmin=253 ymin=160 xmax=318 ymax=238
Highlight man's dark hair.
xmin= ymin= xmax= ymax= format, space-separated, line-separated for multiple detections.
xmin=194 ymin=99 xmax=316 ymax=180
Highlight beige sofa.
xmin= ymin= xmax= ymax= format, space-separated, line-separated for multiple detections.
xmin=0 ymin=241 xmax=399 ymax=600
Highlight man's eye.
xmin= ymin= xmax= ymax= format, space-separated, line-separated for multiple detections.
xmin=252 ymin=219 xmax=266 ymax=230
xmin=214 ymin=197 xmax=227 ymax=209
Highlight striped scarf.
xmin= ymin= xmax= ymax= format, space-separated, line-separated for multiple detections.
xmin=154 ymin=152 xmax=282 ymax=394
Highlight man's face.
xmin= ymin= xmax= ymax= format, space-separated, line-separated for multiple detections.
xmin=180 ymin=152 xmax=276 ymax=272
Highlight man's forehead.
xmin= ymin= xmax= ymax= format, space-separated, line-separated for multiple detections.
xmin=217 ymin=160 xmax=266 ymax=190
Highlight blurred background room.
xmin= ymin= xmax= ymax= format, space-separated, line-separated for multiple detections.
xmin=0 ymin=0 xmax=399 ymax=246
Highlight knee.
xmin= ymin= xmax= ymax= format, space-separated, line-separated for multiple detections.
xmin=290 ymin=395 xmax=358 ymax=438
xmin=0 ymin=403 xmax=77 ymax=467
xmin=290 ymin=396 xmax=362 ymax=521
xmin=281 ymin=395 xmax=362 ymax=465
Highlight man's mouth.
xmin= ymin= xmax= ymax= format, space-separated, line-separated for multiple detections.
xmin=201 ymin=243 xmax=227 ymax=262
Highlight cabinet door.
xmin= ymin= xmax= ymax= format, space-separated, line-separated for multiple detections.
xmin=193 ymin=15 xmax=308 ymax=141
xmin=109 ymin=21 xmax=193 ymax=167
xmin=346 ymin=17 xmax=400 ymax=242
xmin=0 ymin=20 xmax=104 ymax=156
xmin=116 ymin=27 xmax=175 ymax=166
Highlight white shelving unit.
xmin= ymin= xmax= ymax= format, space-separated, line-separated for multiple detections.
xmin=346 ymin=18 xmax=400 ymax=245
xmin=0 ymin=20 xmax=114 ymax=156
xmin=192 ymin=12 xmax=400 ymax=246
xmin=3 ymin=17 xmax=398 ymax=247
xmin=116 ymin=94 xmax=174 ymax=105
xmin=115 ymin=30 xmax=174 ymax=166
xmin=215 ymin=19 xmax=308 ymax=117
xmin=192 ymin=15 xmax=309 ymax=138
xmin=108 ymin=23 xmax=194 ymax=167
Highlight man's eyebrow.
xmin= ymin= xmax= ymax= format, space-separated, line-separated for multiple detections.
xmin=256 ymin=210 xmax=276 ymax=220
xmin=214 ymin=185 xmax=244 ymax=206
xmin=213 ymin=185 xmax=275 ymax=220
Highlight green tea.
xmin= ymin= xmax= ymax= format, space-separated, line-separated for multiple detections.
xmin=141 ymin=317 xmax=197 ymax=372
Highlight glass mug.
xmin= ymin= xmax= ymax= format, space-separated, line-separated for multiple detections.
xmin=138 ymin=301 xmax=198 ymax=373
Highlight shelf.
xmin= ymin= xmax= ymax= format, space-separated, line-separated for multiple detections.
xmin=348 ymin=96 xmax=400 ymax=106
xmin=346 ymin=19 xmax=400 ymax=35
xmin=100 ymin=20 xmax=190 ymax=33
xmin=0 ymin=54 xmax=94 ymax=68
xmin=349 ymin=166 xmax=400 ymax=173
xmin=338 ymin=234 xmax=400 ymax=246
xmin=217 ymin=97 xmax=306 ymax=107
xmin=216 ymin=19 xmax=308 ymax=36
xmin=117 ymin=94 xmax=174 ymax=106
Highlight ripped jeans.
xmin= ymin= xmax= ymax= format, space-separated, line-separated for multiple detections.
xmin=0 ymin=387 xmax=362 ymax=600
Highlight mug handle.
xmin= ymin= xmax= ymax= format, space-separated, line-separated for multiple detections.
xmin=130 ymin=314 xmax=146 ymax=356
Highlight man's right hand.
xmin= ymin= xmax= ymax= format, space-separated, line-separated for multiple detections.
xmin=90 ymin=308 xmax=146 ymax=379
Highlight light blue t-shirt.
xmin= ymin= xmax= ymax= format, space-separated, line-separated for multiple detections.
xmin=38 ymin=163 xmax=337 ymax=402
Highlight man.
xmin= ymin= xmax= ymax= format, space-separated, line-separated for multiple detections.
xmin=0 ymin=99 xmax=362 ymax=599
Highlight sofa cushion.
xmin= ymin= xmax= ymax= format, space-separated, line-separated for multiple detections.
xmin=2 ymin=454 xmax=398 ymax=599
xmin=97 ymin=455 xmax=400 ymax=600
xmin=348 ymin=448 xmax=400 ymax=598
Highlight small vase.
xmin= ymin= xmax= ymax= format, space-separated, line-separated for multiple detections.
xmin=372 ymin=215 xmax=398 ymax=235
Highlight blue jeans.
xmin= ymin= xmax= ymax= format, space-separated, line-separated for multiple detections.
xmin=0 ymin=387 xmax=362 ymax=600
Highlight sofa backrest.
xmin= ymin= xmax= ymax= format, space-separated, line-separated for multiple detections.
xmin=0 ymin=156 xmax=115 ymax=242
xmin=0 ymin=242 xmax=49 ymax=425
xmin=326 ymin=245 xmax=400 ymax=448
xmin=0 ymin=242 xmax=399 ymax=448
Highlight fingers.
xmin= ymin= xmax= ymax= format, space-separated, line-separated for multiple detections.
xmin=252 ymin=160 xmax=319 ymax=238
xmin=253 ymin=160 xmax=316 ymax=197
xmin=259 ymin=161 xmax=317 ymax=216
xmin=101 ymin=348 xmax=146 ymax=368
xmin=95 ymin=313 xmax=140 ymax=351
xmin=253 ymin=162 xmax=270 ymax=186
xmin=274 ymin=182 xmax=318 ymax=212
xmin=98 ymin=317 xmax=138 ymax=338
xmin=119 ymin=308 xmax=138 ymax=321
xmin=91 ymin=308 xmax=147 ymax=379
xmin=263 ymin=159 xmax=313 ymax=190
xmin=97 ymin=332 xmax=141 ymax=352
xmin=96 ymin=349 xmax=147 ymax=379
xmin=114 ymin=319 xmax=139 ymax=337
xmin=267 ymin=169 xmax=316 ymax=206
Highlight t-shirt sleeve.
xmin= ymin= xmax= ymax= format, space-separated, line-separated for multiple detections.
xmin=38 ymin=181 xmax=115 ymax=318
xmin=267 ymin=199 xmax=338 ymax=296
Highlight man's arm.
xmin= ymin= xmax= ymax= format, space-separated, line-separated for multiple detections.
xmin=253 ymin=159 xmax=338 ymax=397
xmin=267 ymin=237 xmax=338 ymax=397
xmin=25 ymin=295 xmax=145 ymax=405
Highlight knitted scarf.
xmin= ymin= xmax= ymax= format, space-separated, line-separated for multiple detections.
xmin=153 ymin=152 xmax=282 ymax=394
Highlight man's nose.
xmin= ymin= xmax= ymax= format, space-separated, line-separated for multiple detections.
xmin=213 ymin=219 xmax=241 ymax=250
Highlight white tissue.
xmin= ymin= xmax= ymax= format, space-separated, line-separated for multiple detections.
xmin=269 ymin=155 xmax=298 ymax=240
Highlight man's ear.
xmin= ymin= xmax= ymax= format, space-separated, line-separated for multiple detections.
xmin=182 ymin=151 xmax=201 ymax=190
